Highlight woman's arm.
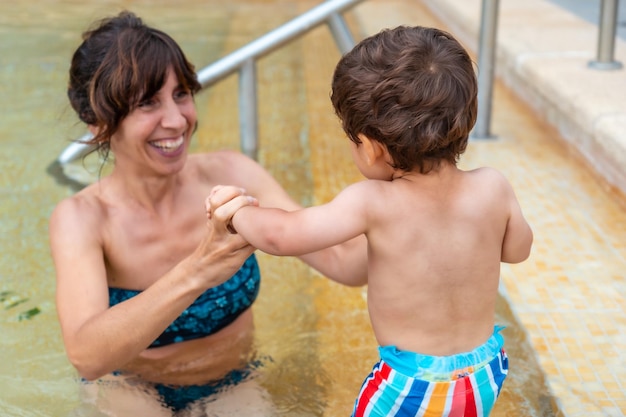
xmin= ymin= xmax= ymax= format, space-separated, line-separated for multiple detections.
xmin=49 ymin=194 xmax=254 ymax=381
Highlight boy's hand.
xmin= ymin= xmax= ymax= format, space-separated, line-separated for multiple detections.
xmin=206 ymin=185 xmax=258 ymax=234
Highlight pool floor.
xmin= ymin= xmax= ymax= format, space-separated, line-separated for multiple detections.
xmin=1 ymin=0 xmax=624 ymax=416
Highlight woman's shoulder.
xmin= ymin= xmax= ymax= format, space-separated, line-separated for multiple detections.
xmin=188 ymin=149 xmax=253 ymax=166
xmin=187 ymin=150 xmax=259 ymax=180
xmin=50 ymin=182 xmax=107 ymax=230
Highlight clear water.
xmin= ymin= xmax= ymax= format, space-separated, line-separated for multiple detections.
xmin=0 ymin=1 xmax=560 ymax=416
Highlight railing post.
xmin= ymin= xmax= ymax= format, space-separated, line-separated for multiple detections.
xmin=326 ymin=12 xmax=356 ymax=54
xmin=239 ymin=58 xmax=258 ymax=160
xmin=472 ymin=0 xmax=500 ymax=140
xmin=588 ymin=0 xmax=623 ymax=70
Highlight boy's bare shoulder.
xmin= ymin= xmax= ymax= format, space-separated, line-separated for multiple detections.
xmin=467 ymin=166 xmax=512 ymax=188
xmin=343 ymin=178 xmax=390 ymax=195
xmin=468 ymin=166 xmax=505 ymax=178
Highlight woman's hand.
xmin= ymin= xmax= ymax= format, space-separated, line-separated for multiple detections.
xmin=184 ymin=186 xmax=260 ymax=289
xmin=206 ymin=185 xmax=258 ymax=234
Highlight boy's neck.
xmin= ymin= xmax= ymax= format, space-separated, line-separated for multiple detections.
xmin=391 ymin=160 xmax=457 ymax=181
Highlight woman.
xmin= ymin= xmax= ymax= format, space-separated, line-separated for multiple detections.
xmin=49 ymin=11 xmax=367 ymax=415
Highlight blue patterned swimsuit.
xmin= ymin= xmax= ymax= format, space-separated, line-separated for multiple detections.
xmin=108 ymin=254 xmax=261 ymax=348
xmin=106 ymin=254 xmax=261 ymax=411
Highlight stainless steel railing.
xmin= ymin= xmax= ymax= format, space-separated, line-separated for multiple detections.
xmin=57 ymin=0 xmax=364 ymax=167
xmin=589 ymin=0 xmax=623 ymax=70
xmin=472 ymin=0 xmax=500 ymax=140
xmin=472 ymin=0 xmax=623 ymax=139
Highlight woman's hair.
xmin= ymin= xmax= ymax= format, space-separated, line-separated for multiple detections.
xmin=67 ymin=11 xmax=201 ymax=156
xmin=331 ymin=26 xmax=477 ymax=173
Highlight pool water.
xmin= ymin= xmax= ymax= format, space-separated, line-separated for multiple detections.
xmin=0 ymin=1 xmax=560 ymax=415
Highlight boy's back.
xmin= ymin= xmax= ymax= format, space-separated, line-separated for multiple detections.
xmin=364 ymin=163 xmax=531 ymax=356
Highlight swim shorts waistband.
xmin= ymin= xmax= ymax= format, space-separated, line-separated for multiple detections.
xmin=378 ymin=325 xmax=505 ymax=382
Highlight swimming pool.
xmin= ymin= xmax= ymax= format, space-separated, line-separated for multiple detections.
xmin=0 ymin=1 xmax=561 ymax=415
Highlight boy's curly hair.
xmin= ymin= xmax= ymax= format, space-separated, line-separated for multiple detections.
xmin=331 ymin=26 xmax=477 ymax=173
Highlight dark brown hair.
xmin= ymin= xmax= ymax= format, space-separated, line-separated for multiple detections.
xmin=331 ymin=26 xmax=477 ymax=173
xmin=67 ymin=11 xmax=201 ymax=156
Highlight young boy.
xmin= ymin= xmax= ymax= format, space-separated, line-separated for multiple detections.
xmin=209 ymin=25 xmax=533 ymax=417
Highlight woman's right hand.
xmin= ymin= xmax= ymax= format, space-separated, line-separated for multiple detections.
xmin=206 ymin=185 xmax=258 ymax=234
xmin=187 ymin=186 xmax=259 ymax=288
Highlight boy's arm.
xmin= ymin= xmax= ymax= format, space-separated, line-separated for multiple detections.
xmin=500 ymin=179 xmax=533 ymax=263
xmin=207 ymin=181 xmax=369 ymax=286
xmin=231 ymin=187 xmax=367 ymax=256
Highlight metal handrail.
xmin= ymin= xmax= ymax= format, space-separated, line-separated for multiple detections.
xmin=472 ymin=0 xmax=499 ymax=140
xmin=588 ymin=0 xmax=623 ymax=70
xmin=58 ymin=0 xmax=364 ymax=167
xmin=472 ymin=0 xmax=622 ymax=139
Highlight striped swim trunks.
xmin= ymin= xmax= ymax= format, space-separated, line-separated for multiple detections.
xmin=352 ymin=327 xmax=508 ymax=417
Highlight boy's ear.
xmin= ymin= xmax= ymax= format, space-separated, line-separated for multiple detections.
xmin=357 ymin=133 xmax=386 ymax=166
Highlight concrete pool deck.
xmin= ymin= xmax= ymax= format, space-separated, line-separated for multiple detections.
xmin=421 ymin=0 xmax=626 ymax=206
xmin=349 ymin=0 xmax=626 ymax=415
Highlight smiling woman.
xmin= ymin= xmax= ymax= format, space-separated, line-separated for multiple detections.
xmin=47 ymin=10 xmax=367 ymax=415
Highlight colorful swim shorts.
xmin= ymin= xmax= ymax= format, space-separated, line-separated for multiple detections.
xmin=352 ymin=326 xmax=509 ymax=417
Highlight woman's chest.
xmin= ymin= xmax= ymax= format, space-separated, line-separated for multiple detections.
xmin=102 ymin=204 xmax=207 ymax=289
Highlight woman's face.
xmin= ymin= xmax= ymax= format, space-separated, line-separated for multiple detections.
xmin=110 ymin=67 xmax=197 ymax=176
